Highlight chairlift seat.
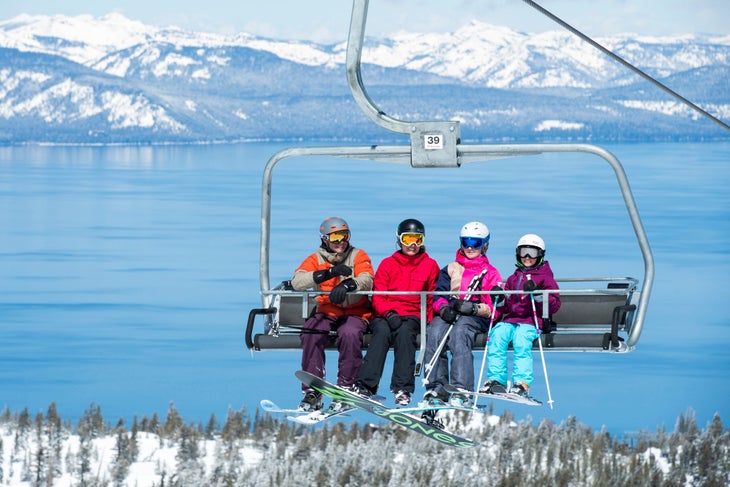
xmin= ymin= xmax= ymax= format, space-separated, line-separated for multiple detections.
xmin=246 ymin=280 xmax=637 ymax=353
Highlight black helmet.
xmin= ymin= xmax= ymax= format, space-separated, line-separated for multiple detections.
xmin=397 ymin=218 xmax=425 ymax=236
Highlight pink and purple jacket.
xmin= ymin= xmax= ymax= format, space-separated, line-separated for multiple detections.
xmin=432 ymin=249 xmax=503 ymax=317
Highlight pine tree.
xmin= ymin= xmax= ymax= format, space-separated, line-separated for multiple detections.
xmin=130 ymin=415 xmax=140 ymax=460
xmin=163 ymin=402 xmax=184 ymax=442
xmin=77 ymin=403 xmax=105 ymax=439
xmin=110 ymin=418 xmax=134 ymax=486
xmin=205 ymin=413 xmax=220 ymax=439
xmin=174 ymin=424 xmax=204 ymax=486
xmin=76 ymin=403 xmax=105 ymax=486
xmin=0 ymin=406 xmax=11 ymax=424
xmin=221 ymin=408 xmax=246 ymax=443
xmin=708 ymin=412 xmax=724 ymax=439
xmin=148 ymin=412 xmax=161 ymax=436
xmin=14 ymin=408 xmax=31 ymax=455
xmin=45 ymin=402 xmax=64 ymax=484
xmin=29 ymin=411 xmax=47 ymax=487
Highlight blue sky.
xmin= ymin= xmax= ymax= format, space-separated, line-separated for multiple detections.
xmin=2 ymin=1 xmax=728 ymax=41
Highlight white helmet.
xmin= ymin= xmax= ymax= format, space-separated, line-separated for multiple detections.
xmin=517 ymin=234 xmax=545 ymax=251
xmin=460 ymin=221 xmax=490 ymax=253
xmin=516 ymin=233 xmax=545 ymax=267
xmin=460 ymin=221 xmax=489 ymax=239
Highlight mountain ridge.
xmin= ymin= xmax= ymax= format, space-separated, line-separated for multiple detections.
xmin=0 ymin=13 xmax=728 ymax=144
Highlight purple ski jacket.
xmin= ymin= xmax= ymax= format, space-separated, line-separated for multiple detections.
xmin=499 ymin=260 xmax=561 ymax=330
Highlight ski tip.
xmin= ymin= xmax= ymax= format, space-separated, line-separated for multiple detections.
xmin=260 ymin=399 xmax=278 ymax=410
xmin=287 ymin=415 xmax=319 ymax=425
xmin=295 ymin=369 xmax=317 ymax=385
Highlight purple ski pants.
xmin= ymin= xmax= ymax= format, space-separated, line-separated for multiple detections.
xmin=300 ymin=312 xmax=367 ymax=392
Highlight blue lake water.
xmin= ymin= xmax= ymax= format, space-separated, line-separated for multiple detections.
xmin=1 ymin=141 xmax=728 ymax=437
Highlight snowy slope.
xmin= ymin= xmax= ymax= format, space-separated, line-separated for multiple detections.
xmin=0 ymin=13 xmax=727 ymax=143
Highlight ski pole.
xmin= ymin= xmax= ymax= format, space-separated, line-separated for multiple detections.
xmin=423 ymin=269 xmax=487 ymax=386
xmin=473 ymin=283 xmax=502 ymax=411
xmin=528 ymin=278 xmax=554 ymax=409
xmin=422 ymin=321 xmax=453 ymax=385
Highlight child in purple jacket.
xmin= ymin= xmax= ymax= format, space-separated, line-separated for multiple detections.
xmin=481 ymin=234 xmax=561 ymax=398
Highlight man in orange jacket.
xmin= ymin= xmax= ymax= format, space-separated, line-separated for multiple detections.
xmin=291 ymin=217 xmax=374 ymax=411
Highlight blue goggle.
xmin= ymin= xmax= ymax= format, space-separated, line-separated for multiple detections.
xmin=460 ymin=236 xmax=488 ymax=249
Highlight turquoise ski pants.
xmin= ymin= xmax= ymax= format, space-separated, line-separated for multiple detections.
xmin=486 ymin=322 xmax=538 ymax=388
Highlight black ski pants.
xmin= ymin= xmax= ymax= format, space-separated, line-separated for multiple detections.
xmin=357 ymin=315 xmax=420 ymax=394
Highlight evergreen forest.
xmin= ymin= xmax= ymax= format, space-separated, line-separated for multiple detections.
xmin=1 ymin=403 xmax=728 ymax=486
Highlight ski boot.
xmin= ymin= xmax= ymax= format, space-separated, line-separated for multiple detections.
xmin=509 ymin=382 xmax=529 ymax=397
xmin=394 ymin=390 xmax=411 ymax=406
xmin=298 ymin=391 xmax=323 ymax=411
xmin=479 ymin=380 xmax=507 ymax=394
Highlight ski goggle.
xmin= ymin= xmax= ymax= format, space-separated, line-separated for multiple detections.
xmin=460 ymin=236 xmax=488 ymax=249
xmin=325 ymin=230 xmax=350 ymax=243
xmin=518 ymin=246 xmax=540 ymax=259
xmin=399 ymin=233 xmax=424 ymax=246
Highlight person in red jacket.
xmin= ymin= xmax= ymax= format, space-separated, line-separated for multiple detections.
xmin=353 ymin=219 xmax=440 ymax=406
xmin=291 ymin=217 xmax=374 ymax=412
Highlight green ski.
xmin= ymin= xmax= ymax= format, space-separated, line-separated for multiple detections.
xmin=295 ymin=370 xmax=477 ymax=448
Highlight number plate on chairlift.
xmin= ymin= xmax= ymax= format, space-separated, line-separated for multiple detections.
xmin=424 ymin=134 xmax=444 ymax=150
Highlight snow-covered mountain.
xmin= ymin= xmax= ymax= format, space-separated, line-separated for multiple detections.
xmin=0 ymin=13 xmax=728 ymax=144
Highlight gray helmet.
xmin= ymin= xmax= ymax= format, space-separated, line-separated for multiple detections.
xmin=319 ymin=216 xmax=349 ymax=238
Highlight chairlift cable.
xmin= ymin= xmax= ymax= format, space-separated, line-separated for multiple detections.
xmin=522 ymin=0 xmax=730 ymax=132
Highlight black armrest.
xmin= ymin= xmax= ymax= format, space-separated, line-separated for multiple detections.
xmin=245 ymin=307 xmax=277 ymax=350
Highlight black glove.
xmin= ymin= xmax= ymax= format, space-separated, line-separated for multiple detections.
xmin=313 ymin=264 xmax=352 ymax=284
xmin=439 ymin=304 xmax=457 ymax=324
xmin=454 ymin=299 xmax=477 ymax=316
xmin=490 ymin=285 xmax=505 ymax=307
xmin=523 ymin=279 xmax=537 ymax=293
xmin=329 ymin=278 xmax=357 ymax=304
xmin=524 ymin=280 xmax=544 ymax=302
xmin=385 ymin=311 xmax=402 ymax=331
xmin=330 ymin=264 xmax=352 ymax=277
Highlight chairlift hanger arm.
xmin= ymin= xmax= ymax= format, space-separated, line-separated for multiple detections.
xmin=347 ymin=0 xmax=463 ymax=168
xmin=347 ymin=0 xmax=411 ymax=134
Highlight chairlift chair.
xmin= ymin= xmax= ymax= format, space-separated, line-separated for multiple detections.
xmin=245 ymin=0 xmax=654 ymax=368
